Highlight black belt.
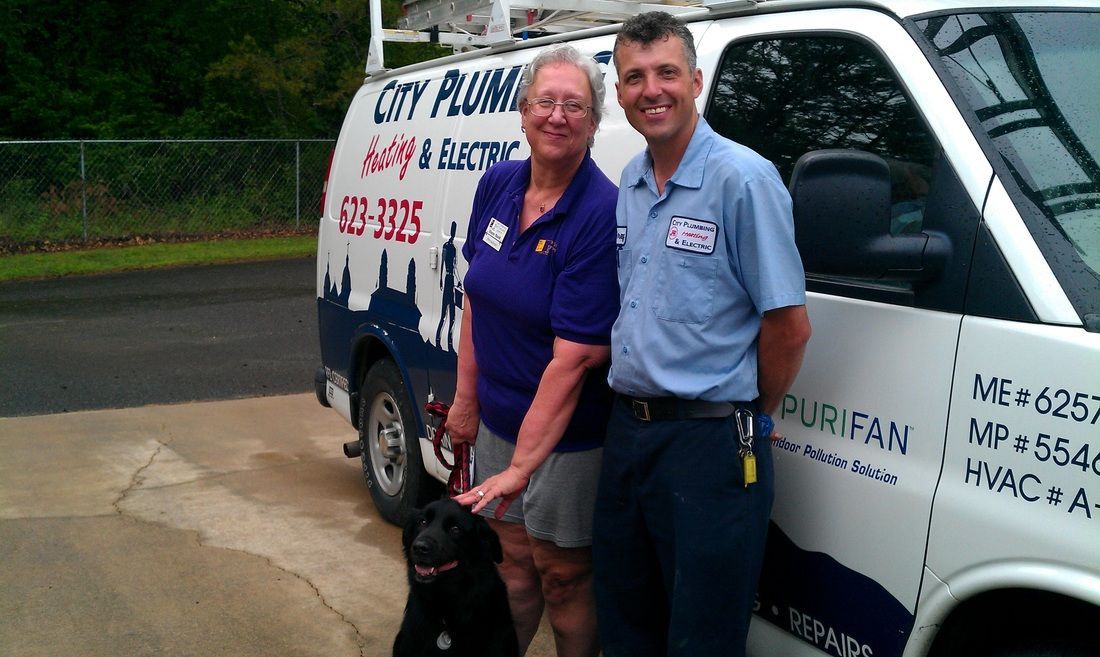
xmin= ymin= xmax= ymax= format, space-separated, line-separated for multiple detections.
xmin=617 ymin=394 xmax=744 ymax=422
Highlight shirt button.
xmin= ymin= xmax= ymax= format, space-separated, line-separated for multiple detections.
xmin=622 ymin=345 xmax=629 ymax=354
xmin=640 ymin=256 xmax=648 ymax=264
xmin=630 ymin=300 xmax=637 ymax=308
xmin=649 ymin=212 xmax=657 ymax=219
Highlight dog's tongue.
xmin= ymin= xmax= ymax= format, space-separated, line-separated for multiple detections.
xmin=415 ymin=560 xmax=459 ymax=577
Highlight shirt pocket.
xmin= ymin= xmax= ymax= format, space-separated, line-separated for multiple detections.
xmin=654 ymin=253 xmax=718 ymax=324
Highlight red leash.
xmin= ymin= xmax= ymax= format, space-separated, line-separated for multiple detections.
xmin=425 ymin=401 xmax=472 ymax=496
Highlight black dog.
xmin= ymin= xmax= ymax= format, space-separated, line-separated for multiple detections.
xmin=394 ymin=498 xmax=519 ymax=657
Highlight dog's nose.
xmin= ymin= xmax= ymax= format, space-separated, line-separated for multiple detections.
xmin=412 ymin=537 xmax=434 ymax=559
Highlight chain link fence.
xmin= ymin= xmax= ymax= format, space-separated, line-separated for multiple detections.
xmin=0 ymin=139 xmax=334 ymax=252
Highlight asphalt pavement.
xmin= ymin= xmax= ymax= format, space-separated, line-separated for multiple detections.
xmin=0 ymin=257 xmax=320 ymax=416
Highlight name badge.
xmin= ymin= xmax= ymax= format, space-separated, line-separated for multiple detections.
xmin=616 ymin=226 xmax=627 ymax=247
xmin=483 ymin=218 xmax=508 ymax=251
xmin=665 ymin=216 xmax=718 ymax=255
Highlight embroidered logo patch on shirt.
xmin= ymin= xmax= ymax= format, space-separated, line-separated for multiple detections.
xmin=616 ymin=226 xmax=627 ymax=248
xmin=484 ymin=217 xmax=508 ymax=251
xmin=665 ymin=216 xmax=718 ymax=255
xmin=535 ymin=239 xmax=557 ymax=255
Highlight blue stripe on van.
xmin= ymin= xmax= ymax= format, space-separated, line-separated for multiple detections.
xmin=318 ymin=250 xmax=458 ymax=435
xmin=755 ymin=521 xmax=915 ymax=657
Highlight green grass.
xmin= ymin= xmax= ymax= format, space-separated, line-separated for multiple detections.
xmin=0 ymin=235 xmax=317 ymax=282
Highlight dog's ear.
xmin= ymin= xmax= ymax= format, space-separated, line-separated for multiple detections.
xmin=475 ymin=516 xmax=504 ymax=564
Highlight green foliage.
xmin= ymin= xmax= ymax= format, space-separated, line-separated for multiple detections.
xmin=0 ymin=235 xmax=317 ymax=282
xmin=0 ymin=0 xmax=449 ymax=140
xmin=0 ymin=140 xmax=333 ymax=247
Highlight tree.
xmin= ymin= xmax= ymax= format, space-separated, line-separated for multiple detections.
xmin=0 ymin=0 xmax=447 ymax=139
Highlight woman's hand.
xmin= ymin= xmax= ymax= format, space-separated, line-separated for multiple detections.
xmin=454 ymin=465 xmax=530 ymax=518
xmin=447 ymin=394 xmax=480 ymax=445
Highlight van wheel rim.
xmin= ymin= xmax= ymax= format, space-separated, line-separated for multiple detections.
xmin=367 ymin=392 xmax=406 ymax=496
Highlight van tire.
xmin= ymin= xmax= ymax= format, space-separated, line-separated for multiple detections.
xmin=932 ymin=590 xmax=1100 ymax=657
xmin=990 ymin=647 xmax=1095 ymax=657
xmin=357 ymin=358 xmax=431 ymax=526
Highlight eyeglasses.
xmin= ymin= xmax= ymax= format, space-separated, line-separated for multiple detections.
xmin=527 ymin=97 xmax=591 ymax=119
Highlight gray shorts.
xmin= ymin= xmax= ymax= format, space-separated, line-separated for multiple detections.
xmin=473 ymin=422 xmax=602 ymax=548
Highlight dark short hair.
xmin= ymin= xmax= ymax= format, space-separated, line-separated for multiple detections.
xmin=613 ymin=11 xmax=697 ymax=72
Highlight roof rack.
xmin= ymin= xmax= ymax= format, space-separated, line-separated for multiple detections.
xmin=367 ymin=0 xmax=758 ymax=74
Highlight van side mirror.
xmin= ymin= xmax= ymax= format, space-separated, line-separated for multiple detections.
xmin=789 ymin=149 xmax=945 ymax=282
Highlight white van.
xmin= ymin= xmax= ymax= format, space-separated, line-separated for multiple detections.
xmin=315 ymin=1 xmax=1100 ymax=654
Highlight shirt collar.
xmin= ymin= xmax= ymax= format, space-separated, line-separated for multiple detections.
xmin=626 ymin=117 xmax=717 ymax=191
xmin=509 ymin=150 xmax=596 ymax=219
xmin=553 ymin=150 xmax=596 ymax=218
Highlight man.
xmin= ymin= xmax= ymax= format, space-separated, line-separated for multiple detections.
xmin=592 ymin=12 xmax=811 ymax=657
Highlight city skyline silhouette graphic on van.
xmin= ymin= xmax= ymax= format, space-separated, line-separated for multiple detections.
xmin=322 ymin=247 xmax=424 ymax=334
xmin=319 ymin=246 xmax=458 ymax=405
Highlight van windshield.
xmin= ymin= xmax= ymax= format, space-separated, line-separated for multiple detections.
xmin=916 ymin=10 xmax=1100 ymax=319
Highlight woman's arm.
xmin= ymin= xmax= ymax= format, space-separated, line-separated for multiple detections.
xmin=455 ymin=336 xmax=609 ymax=516
xmin=447 ymin=300 xmax=480 ymax=445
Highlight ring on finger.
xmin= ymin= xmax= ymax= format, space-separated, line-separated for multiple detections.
xmin=475 ymin=489 xmax=485 ymax=499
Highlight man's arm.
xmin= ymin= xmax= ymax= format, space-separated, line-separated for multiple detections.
xmin=757 ymin=304 xmax=811 ymax=416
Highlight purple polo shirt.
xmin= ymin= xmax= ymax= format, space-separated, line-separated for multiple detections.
xmin=462 ymin=153 xmax=619 ymax=452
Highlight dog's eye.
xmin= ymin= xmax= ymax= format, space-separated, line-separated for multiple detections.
xmin=447 ymin=525 xmax=462 ymax=537
xmin=418 ymin=517 xmax=428 ymax=527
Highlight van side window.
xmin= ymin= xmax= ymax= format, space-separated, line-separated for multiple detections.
xmin=706 ymin=37 xmax=938 ymax=237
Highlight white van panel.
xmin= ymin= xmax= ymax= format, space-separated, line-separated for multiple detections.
xmin=776 ymin=295 xmax=961 ymax=602
xmin=327 ymin=384 xmax=353 ymax=425
xmin=749 ymin=617 xmax=832 ymax=657
xmin=929 ymin=317 xmax=1100 ymax=581
xmin=981 ymin=178 xmax=1081 ymax=325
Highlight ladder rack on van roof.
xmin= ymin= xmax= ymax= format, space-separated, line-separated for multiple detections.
xmin=366 ymin=0 xmax=759 ymax=74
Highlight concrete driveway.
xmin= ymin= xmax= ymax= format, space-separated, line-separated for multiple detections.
xmin=0 ymin=394 xmax=556 ymax=657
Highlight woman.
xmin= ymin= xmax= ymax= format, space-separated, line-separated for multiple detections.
xmin=450 ymin=43 xmax=618 ymax=657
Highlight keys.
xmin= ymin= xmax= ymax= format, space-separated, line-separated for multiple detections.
xmin=735 ymin=408 xmax=757 ymax=488
xmin=742 ymin=452 xmax=758 ymax=487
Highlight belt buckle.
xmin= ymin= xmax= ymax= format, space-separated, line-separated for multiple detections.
xmin=632 ymin=399 xmax=651 ymax=422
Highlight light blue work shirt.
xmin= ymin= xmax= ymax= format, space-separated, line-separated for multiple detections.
xmin=608 ymin=118 xmax=805 ymax=402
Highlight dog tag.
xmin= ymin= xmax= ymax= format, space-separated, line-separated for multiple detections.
xmin=743 ymin=452 xmax=757 ymax=487
xmin=436 ymin=630 xmax=452 ymax=650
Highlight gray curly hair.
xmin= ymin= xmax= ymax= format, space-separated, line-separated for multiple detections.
xmin=516 ymin=43 xmax=606 ymax=147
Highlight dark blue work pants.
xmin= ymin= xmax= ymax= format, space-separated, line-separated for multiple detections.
xmin=592 ymin=400 xmax=774 ymax=657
